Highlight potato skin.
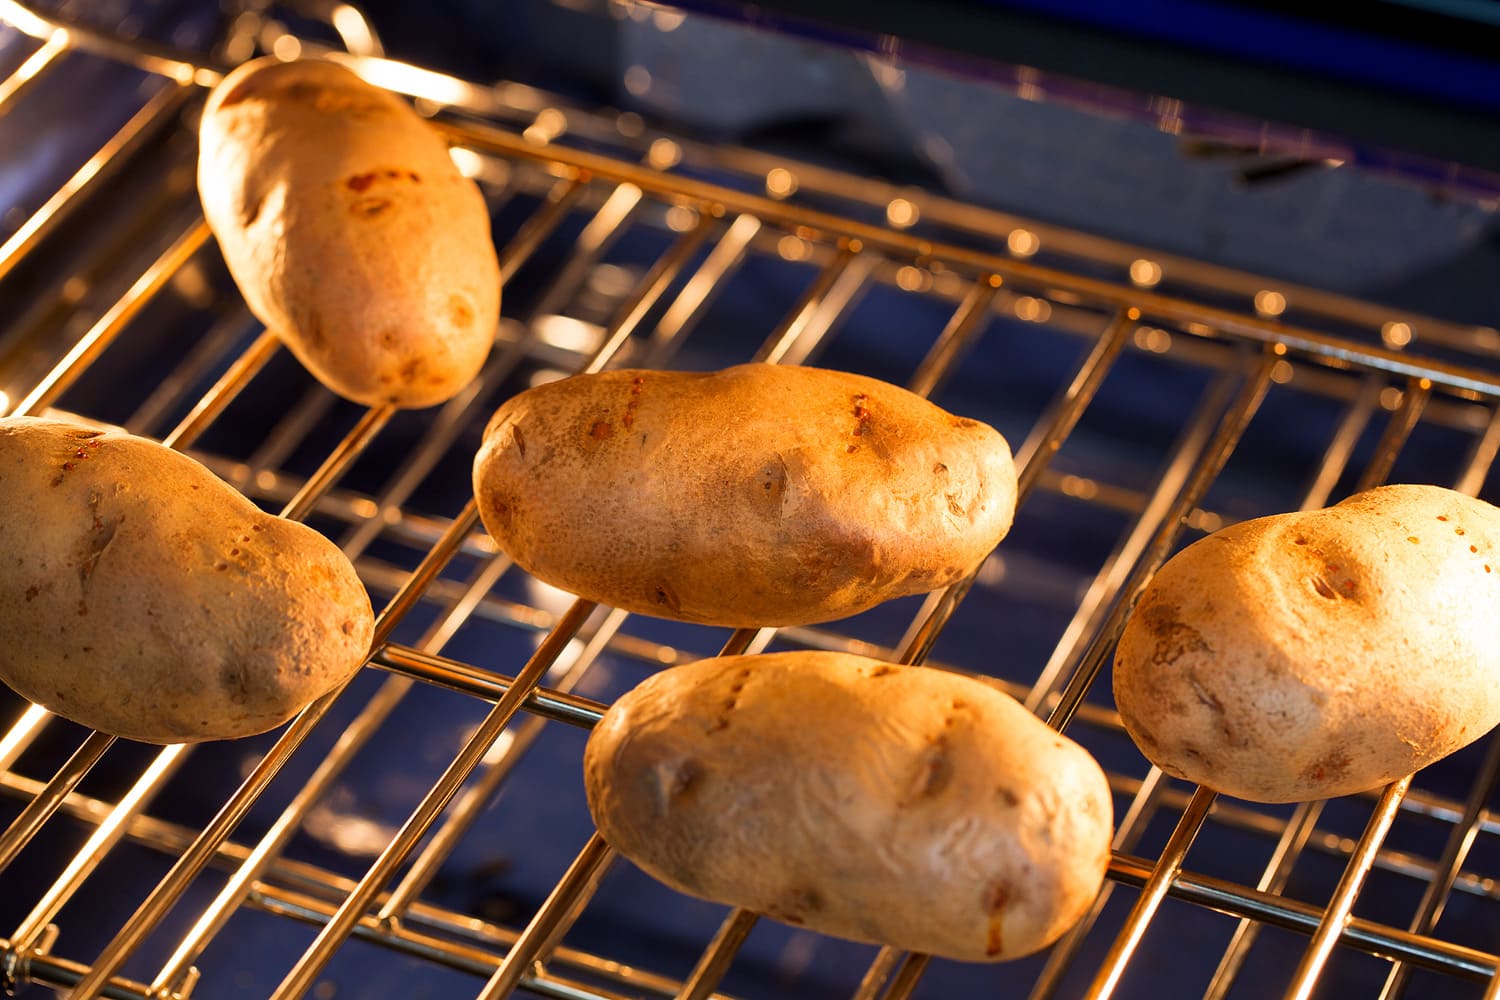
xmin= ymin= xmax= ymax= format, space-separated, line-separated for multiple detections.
xmin=473 ymin=365 xmax=1017 ymax=626
xmin=1114 ymin=484 xmax=1500 ymax=803
xmin=0 ymin=418 xmax=374 ymax=744
xmin=584 ymin=651 xmax=1113 ymax=962
xmin=198 ymin=57 xmax=500 ymax=408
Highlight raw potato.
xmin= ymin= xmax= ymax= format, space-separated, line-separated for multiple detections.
xmin=473 ymin=364 xmax=1017 ymax=626
xmin=0 ymin=418 xmax=374 ymax=744
xmin=198 ymin=57 xmax=501 ymax=408
xmin=1113 ymin=484 xmax=1500 ymax=803
xmin=584 ymin=651 xmax=1114 ymax=962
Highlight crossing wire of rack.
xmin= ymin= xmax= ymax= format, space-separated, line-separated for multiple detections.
xmin=0 ymin=3 xmax=1497 ymax=999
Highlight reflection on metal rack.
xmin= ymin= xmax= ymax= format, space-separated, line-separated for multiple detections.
xmin=0 ymin=2 xmax=1497 ymax=999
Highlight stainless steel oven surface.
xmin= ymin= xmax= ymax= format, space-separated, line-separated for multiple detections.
xmin=0 ymin=2 xmax=1496 ymax=998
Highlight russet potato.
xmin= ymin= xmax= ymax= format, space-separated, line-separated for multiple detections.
xmin=584 ymin=651 xmax=1114 ymax=962
xmin=473 ymin=364 xmax=1017 ymax=626
xmin=198 ymin=57 xmax=500 ymax=408
xmin=0 ymin=418 xmax=374 ymax=743
xmin=1114 ymin=483 xmax=1500 ymax=802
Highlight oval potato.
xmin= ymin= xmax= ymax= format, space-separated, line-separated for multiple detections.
xmin=1113 ymin=483 xmax=1500 ymax=803
xmin=198 ymin=57 xmax=500 ymax=408
xmin=473 ymin=364 xmax=1017 ymax=626
xmin=0 ymin=418 xmax=374 ymax=743
xmin=584 ymin=651 xmax=1114 ymax=962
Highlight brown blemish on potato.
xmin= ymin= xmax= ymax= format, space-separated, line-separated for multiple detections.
xmin=768 ymin=886 xmax=822 ymax=926
xmin=1407 ymin=536 xmax=1420 ymax=544
xmin=1141 ymin=603 xmax=1211 ymax=667
xmin=946 ymin=493 xmax=966 ymax=518
xmin=351 ymin=196 xmax=392 ymax=217
xmin=24 ymin=585 xmax=39 ymax=601
xmin=868 ymin=664 xmax=896 ymax=678
xmin=707 ymin=667 xmax=753 ymax=733
xmin=934 ymin=461 xmax=949 ymax=475
xmin=996 ymin=786 xmax=1020 ymax=807
xmin=1311 ymin=575 xmax=1339 ymax=600
xmin=511 ymin=424 xmax=527 ymax=459
xmin=983 ymin=882 xmax=1010 ymax=956
xmin=1437 ymin=515 xmax=1449 ymax=521
xmin=448 ymin=294 xmax=475 ymax=328
xmin=1293 ymin=535 xmax=1308 ymax=545
xmin=1304 ymin=750 xmax=1351 ymax=784
xmin=653 ymin=581 xmax=681 ymax=615
xmin=589 ymin=420 xmax=613 ymax=441
xmin=622 ymin=377 xmax=645 ymax=430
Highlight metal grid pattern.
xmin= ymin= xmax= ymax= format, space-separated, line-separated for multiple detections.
xmin=0 ymin=4 xmax=1497 ymax=998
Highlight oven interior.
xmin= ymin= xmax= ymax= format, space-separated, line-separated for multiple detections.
xmin=0 ymin=2 xmax=1497 ymax=998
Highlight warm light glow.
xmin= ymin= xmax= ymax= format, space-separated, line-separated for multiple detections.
xmin=1382 ymin=321 xmax=1414 ymax=348
xmin=1014 ymin=296 xmax=1051 ymax=323
xmin=524 ymin=107 xmax=568 ymax=145
xmin=624 ymin=65 xmax=652 ymax=97
xmin=1059 ymin=474 xmax=1099 ymax=500
xmin=886 ymin=198 xmax=919 ymax=229
xmin=647 ymin=138 xmax=681 ymax=170
xmin=777 ymin=235 xmax=810 ymax=261
xmin=652 ymin=8 xmax=686 ymax=30
xmin=534 ymin=315 xmax=604 ymax=354
xmin=1380 ymin=386 xmax=1405 ymax=411
xmin=333 ymin=55 xmax=478 ymax=107
xmin=0 ymin=390 xmax=9 ymax=417
xmin=331 ymin=4 xmax=380 ymax=55
xmin=1007 ymin=229 xmax=1040 ymax=257
xmin=271 ymin=33 xmax=302 ymax=61
xmin=1254 ymin=290 xmax=1287 ymax=317
xmin=765 ymin=167 xmax=797 ymax=199
xmin=664 ymin=204 xmax=698 ymax=232
xmin=895 ymin=266 xmax=930 ymax=292
xmin=1270 ymin=359 xmax=1295 ymax=384
xmin=1129 ymin=259 xmax=1162 ymax=287
xmin=448 ymin=146 xmax=484 ymax=178
xmin=1132 ymin=326 xmax=1172 ymax=353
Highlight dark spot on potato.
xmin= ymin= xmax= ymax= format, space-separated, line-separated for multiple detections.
xmin=215 ymin=562 xmax=229 ymax=571
xmin=1293 ymin=535 xmax=1308 ymax=545
xmin=1437 ymin=515 xmax=1449 ymax=521
xmin=652 ymin=757 xmax=701 ymax=814
xmin=1407 ymin=536 xmax=1420 ymax=544
xmin=351 ymin=196 xmax=392 ymax=217
xmin=590 ymin=420 xmax=613 ymax=441
xmin=908 ymin=740 xmax=952 ymax=800
xmin=1310 ymin=575 xmax=1339 ymax=599
xmin=946 ymin=493 xmax=966 ymax=517
xmin=846 ymin=444 xmax=859 ymax=454
xmin=1470 ymin=545 xmax=1478 ymax=553
xmin=448 ymin=294 xmax=475 ymax=328
xmin=983 ymin=882 xmax=1010 ymax=956
xmin=868 ymin=664 xmax=895 ymax=678
xmin=341 ymin=620 xmax=357 ymax=636
xmin=346 ymin=172 xmax=378 ymax=192
xmin=653 ymin=582 xmax=681 ymax=614
xmin=1141 ymin=603 xmax=1212 ymax=667
xmin=512 ymin=424 xmax=527 ymax=459
xmin=230 ymin=548 xmax=241 ymax=557
xmin=768 ymin=886 xmax=822 ymax=926
xmin=996 ymin=787 xmax=1020 ymax=807
xmin=933 ymin=461 xmax=949 ymax=475
xmin=1456 ymin=527 xmax=1466 ymax=536
xmin=24 ymin=584 xmax=39 ymax=601
xmin=77 ymin=600 xmax=87 ymax=616
xmin=252 ymin=524 xmax=264 ymax=532
xmin=241 ymin=189 xmax=264 ymax=228
xmin=1304 ymin=750 xmax=1351 ymax=784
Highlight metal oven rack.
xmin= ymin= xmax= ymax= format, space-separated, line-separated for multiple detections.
xmin=0 ymin=3 xmax=1497 ymax=998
